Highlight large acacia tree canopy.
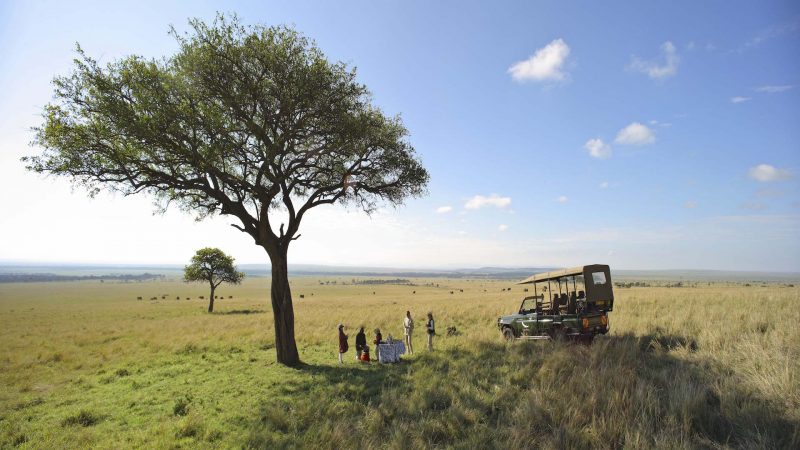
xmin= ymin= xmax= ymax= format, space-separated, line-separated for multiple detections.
xmin=25 ymin=15 xmax=429 ymax=252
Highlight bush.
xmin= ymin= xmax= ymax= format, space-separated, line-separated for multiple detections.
xmin=173 ymin=395 xmax=192 ymax=416
xmin=61 ymin=410 xmax=100 ymax=427
xmin=176 ymin=412 xmax=204 ymax=438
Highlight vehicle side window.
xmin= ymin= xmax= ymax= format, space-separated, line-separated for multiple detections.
xmin=591 ymin=272 xmax=607 ymax=285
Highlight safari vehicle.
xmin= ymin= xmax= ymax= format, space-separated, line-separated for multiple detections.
xmin=497 ymin=264 xmax=613 ymax=342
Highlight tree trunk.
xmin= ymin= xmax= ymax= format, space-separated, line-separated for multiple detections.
xmin=208 ymin=283 xmax=215 ymax=313
xmin=268 ymin=250 xmax=300 ymax=366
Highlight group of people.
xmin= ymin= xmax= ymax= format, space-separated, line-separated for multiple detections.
xmin=337 ymin=311 xmax=436 ymax=363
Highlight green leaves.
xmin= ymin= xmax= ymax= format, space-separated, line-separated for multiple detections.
xmin=25 ymin=13 xmax=429 ymax=250
xmin=184 ymin=247 xmax=244 ymax=286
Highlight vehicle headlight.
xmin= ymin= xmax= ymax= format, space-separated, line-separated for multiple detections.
xmin=582 ymin=318 xmax=590 ymax=330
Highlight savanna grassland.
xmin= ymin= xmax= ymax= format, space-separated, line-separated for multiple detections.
xmin=0 ymin=276 xmax=798 ymax=449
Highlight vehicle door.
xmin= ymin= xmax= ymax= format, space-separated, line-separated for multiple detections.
xmin=518 ymin=313 xmax=538 ymax=336
xmin=534 ymin=314 xmax=555 ymax=334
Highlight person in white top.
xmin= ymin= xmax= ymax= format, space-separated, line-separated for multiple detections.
xmin=403 ymin=311 xmax=414 ymax=355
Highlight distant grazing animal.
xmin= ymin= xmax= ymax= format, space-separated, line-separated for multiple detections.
xmin=176 ymin=296 xmax=180 ymax=300
xmin=136 ymin=296 xmax=142 ymax=300
xmin=199 ymin=296 xmax=204 ymax=299
xmin=446 ymin=326 xmax=458 ymax=336
xmin=459 ymin=289 xmax=463 ymax=292
xmin=524 ymin=288 xmax=529 ymax=292
xmin=413 ymin=291 xmax=416 ymax=294
xmin=228 ymin=296 xmax=233 ymax=299
xmin=299 ymin=294 xmax=305 ymax=299
xmin=450 ymin=291 xmax=454 ymax=294
xmin=186 ymin=297 xmax=190 ymax=300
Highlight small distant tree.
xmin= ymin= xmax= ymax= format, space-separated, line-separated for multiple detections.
xmin=184 ymin=248 xmax=244 ymax=313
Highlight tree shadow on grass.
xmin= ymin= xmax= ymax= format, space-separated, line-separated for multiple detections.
xmin=246 ymin=333 xmax=799 ymax=449
xmin=285 ymin=358 xmax=414 ymax=404
xmin=217 ymin=309 xmax=266 ymax=315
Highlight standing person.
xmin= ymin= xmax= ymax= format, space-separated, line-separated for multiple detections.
xmin=403 ymin=311 xmax=414 ymax=355
xmin=426 ymin=312 xmax=435 ymax=351
xmin=373 ymin=328 xmax=383 ymax=361
xmin=338 ymin=324 xmax=348 ymax=364
xmin=355 ymin=327 xmax=367 ymax=361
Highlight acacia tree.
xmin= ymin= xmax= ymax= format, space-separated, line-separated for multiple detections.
xmin=24 ymin=15 xmax=429 ymax=366
xmin=184 ymin=247 xmax=244 ymax=313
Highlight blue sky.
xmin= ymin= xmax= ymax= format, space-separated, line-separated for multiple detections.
xmin=0 ymin=1 xmax=798 ymax=271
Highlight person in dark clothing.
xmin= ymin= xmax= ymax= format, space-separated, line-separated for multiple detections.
xmin=373 ymin=328 xmax=383 ymax=360
xmin=355 ymin=327 xmax=367 ymax=361
xmin=338 ymin=324 xmax=348 ymax=364
xmin=426 ymin=312 xmax=435 ymax=351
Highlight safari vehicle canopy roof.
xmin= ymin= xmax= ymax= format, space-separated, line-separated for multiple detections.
xmin=517 ymin=264 xmax=610 ymax=284
xmin=517 ymin=264 xmax=614 ymax=311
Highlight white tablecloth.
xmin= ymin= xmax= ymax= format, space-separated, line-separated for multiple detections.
xmin=377 ymin=341 xmax=406 ymax=363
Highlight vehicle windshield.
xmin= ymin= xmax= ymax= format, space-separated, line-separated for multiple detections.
xmin=519 ymin=297 xmax=538 ymax=314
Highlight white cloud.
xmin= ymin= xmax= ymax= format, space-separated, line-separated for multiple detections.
xmin=465 ymin=194 xmax=512 ymax=210
xmin=508 ymin=38 xmax=570 ymax=82
xmin=755 ymin=85 xmax=795 ymax=94
xmin=498 ymin=224 xmax=509 ymax=232
xmin=584 ymin=138 xmax=612 ymax=159
xmin=599 ymin=181 xmax=609 ymax=189
xmin=435 ymin=206 xmax=453 ymax=214
xmin=748 ymin=164 xmax=792 ymax=182
xmin=556 ymin=196 xmax=568 ymax=203
xmin=684 ymin=201 xmax=697 ymax=209
xmin=730 ymin=96 xmax=751 ymax=103
xmin=615 ymin=122 xmax=655 ymax=145
xmin=628 ymin=41 xmax=679 ymax=79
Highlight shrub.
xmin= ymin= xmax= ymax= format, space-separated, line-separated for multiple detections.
xmin=176 ymin=412 xmax=204 ymax=438
xmin=173 ymin=395 xmax=192 ymax=417
xmin=61 ymin=410 xmax=100 ymax=427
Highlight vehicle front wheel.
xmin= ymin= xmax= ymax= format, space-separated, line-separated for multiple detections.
xmin=502 ymin=327 xmax=515 ymax=341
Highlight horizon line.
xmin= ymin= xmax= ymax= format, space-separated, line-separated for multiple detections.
xmin=0 ymin=259 xmax=798 ymax=275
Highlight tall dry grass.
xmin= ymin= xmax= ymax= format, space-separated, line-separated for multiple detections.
xmin=0 ymin=277 xmax=797 ymax=448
